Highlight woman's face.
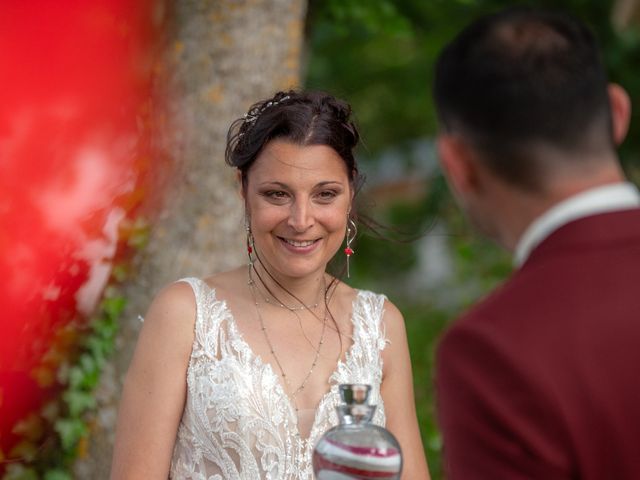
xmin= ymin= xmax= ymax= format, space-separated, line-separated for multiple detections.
xmin=244 ymin=140 xmax=352 ymax=281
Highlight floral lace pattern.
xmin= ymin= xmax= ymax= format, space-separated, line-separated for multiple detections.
xmin=169 ymin=277 xmax=388 ymax=480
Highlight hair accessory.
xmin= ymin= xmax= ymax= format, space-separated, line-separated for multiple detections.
xmin=243 ymin=95 xmax=291 ymax=125
xmin=344 ymin=217 xmax=357 ymax=278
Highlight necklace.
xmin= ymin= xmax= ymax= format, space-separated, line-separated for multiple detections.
xmin=249 ymin=264 xmax=323 ymax=311
xmin=248 ymin=267 xmax=327 ymax=412
xmin=263 ymin=294 xmax=320 ymax=311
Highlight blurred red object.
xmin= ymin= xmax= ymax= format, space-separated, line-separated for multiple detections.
xmin=0 ymin=0 xmax=161 ymax=462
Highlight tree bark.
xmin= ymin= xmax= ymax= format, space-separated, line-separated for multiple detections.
xmin=75 ymin=0 xmax=307 ymax=477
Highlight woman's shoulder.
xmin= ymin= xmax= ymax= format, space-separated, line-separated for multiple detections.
xmin=136 ymin=281 xmax=200 ymax=361
xmin=148 ymin=280 xmax=198 ymax=317
xmin=332 ymin=280 xmax=399 ymax=321
xmin=167 ymin=267 xmax=246 ymax=298
xmin=347 ymin=283 xmax=404 ymax=330
xmin=339 ymin=282 xmax=392 ymax=311
xmin=200 ymin=266 xmax=248 ymax=301
xmin=140 ymin=268 xmax=247 ymax=341
xmin=355 ymin=288 xmax=389 ymax=305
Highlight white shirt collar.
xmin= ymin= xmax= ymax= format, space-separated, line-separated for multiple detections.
xmin=514 ymin=182 xmax=640 ymax=267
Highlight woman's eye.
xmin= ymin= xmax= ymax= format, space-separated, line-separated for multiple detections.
xmin=265 ymin=190 xmax=288 ymax=200
xmin=317 ymin=190 xmax=338 ymax=201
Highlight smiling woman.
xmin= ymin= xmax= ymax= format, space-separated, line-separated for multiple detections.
xmin=110 ymin=91 xmax=431 ymax=479
xmin=246 ymin=140 xmax=352 ymax=281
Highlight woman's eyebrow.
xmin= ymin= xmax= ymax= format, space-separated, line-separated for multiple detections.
xmin=257 ymin=181 xmax=290 ymax=188
xmin=257 ymin=180 xmax=345 ymax=188
xmin=315 ymin=181 xmax=344 ymax=187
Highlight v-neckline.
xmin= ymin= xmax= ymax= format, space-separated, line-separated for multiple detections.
xmin=199 ymin=279 xmax=363 ymax=445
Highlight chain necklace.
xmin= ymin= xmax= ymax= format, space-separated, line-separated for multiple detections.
xmin=260 ymin=287 xmax=321 ymax=311
xmin=248 ymin=266 xmax=327 ymax=413
xmin=263 ymin=295 xmax=319 ymax=311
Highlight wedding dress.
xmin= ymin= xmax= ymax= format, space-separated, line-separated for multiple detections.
xmin=169 ymin=277 xmax=388 ymax=480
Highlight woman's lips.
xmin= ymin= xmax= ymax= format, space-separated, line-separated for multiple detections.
xmin=278 ymin=236 xmax=321 ymax=254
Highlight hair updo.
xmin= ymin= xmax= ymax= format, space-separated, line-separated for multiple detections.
xmin=225 ymin=90 xmax=363 ymax=192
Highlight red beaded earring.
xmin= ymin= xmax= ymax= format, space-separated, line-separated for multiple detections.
xmin=245 ymin=218 xmax=254 ymax=261
xmin=344 ymin=216 xmax=357 ymax=277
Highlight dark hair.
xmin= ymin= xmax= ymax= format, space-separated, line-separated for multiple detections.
xmin=433 ymin=7 xmax=613 ymax=190
xmin=226 ymin=90 xmax=363 ymax=192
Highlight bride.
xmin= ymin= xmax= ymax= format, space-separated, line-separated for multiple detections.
xmin=110 ymin=90 xmax=430 ymax=479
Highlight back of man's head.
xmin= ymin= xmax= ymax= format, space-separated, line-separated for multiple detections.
xmin=433 ymin=7 xmax=614 ymax=190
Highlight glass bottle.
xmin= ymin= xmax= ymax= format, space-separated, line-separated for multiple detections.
xmin=312 ymin=384 xmax=403 ymax=479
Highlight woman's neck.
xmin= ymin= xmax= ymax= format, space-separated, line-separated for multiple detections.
xmin=249 ymin=260 xmax=328 ymax=308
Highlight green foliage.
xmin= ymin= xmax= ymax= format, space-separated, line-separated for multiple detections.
xmin=401 ymin=303 xmax=449 ymax=479
xmin=54 ymin=419 xmax=88 ymax=453
xmin=315 ymin=0 xmax=413 ymax=36
xmin=3 ymin=291 xmax=126 ymax=479
xmin=307 ymin=0 xmax=640 ymax=163
xmin=43 ymin=472 xmax=72 ymax=480
xmin=53 ymin=292 xmax=125 ymax=467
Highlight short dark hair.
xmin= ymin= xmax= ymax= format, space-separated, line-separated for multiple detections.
xmin=226 ymin=90 xmax=362 ymax=191
xmin=433 ymin=7 xmax=613 ymax=190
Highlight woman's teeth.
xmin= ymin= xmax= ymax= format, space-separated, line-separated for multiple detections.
xmin=283 ymin=238 xmax=316 ymax=247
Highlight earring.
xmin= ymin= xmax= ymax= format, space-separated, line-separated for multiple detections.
xmin=344 ymin=216 xmax=357 ymax=278
xmin=245 ymin=217 xmax=254 ymax=262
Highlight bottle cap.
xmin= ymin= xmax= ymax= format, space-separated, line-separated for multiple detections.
xmin=339 ymin=384 xmax=371 ymax=405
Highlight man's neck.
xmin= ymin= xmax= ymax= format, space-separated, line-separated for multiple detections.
xmin=498 ymin=163 xmax=626 ymax=252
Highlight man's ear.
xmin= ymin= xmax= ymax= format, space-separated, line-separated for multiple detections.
xmin=608 ymin=83 xmax=631 ymax=146
xmin=436 ymin=134 xmax=481 ymax=199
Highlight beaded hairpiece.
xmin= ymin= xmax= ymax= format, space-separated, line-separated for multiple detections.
xmin=243 ymin=95 xmax=291 ymax=126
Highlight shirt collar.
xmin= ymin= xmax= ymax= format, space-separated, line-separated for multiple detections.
xmin=514 ymin=182 xmax=640 ymax=267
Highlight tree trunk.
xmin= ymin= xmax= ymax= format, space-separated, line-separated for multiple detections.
xmin=75 ymin=0 xmax=307 ymax=477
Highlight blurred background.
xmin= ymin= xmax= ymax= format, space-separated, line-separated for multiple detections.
xmin=1 ymin=0 xmax=638 ymax=478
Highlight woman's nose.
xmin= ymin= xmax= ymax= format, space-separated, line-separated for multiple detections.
xmin=287 ymin=200 xmax=314 ymax=232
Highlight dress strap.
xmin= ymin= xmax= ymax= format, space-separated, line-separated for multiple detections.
xmin=176 ymin=276 xmax=204 ymax=326
xmin=176 ymin=277 xmax=226 ymax=360
xmin=352 ymin=290 xmax=389 ymax=359
xmin=176 ymin=277 xmax=204 ymax=300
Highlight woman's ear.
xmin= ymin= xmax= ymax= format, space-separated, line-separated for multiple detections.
xmin=608 ymin=83 xmax=631 ymax=146
xmin=237 ymin=170 xmax=246 ymax=201
xmin=349 ymin=170 xmax=357 ymax=203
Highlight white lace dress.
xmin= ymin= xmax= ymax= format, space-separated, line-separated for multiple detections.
xmin=169 ymin=277 xmax=388 ymax=480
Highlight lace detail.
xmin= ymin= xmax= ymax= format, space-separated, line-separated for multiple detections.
xmin=169 ymin=278 xmax=388 ymax=480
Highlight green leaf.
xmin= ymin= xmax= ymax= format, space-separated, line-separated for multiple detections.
xmin=68 ymin=366 xmax=85 ymax=389
xmin=102 ymin=296 xmax=127 ymax=321
xmin=63 ymin=390 xmax=96 ymax=417
xmin=54 ymin=418 xmax=87 ymax=451
xmin=44 ymin=470 xmax=73 ymax=480
xmin=82 ymin=352 xmax=99 ymax=371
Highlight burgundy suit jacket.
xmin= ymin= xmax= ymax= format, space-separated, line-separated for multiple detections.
xmin=436 ymin=209 xmax=640 ymax=479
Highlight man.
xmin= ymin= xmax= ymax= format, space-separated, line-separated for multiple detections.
xmin=433 ymin=7 xmax=640 ymax=479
